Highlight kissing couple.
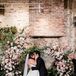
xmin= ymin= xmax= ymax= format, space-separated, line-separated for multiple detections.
xmin=23 ymin=51 xmax=47 ymax=76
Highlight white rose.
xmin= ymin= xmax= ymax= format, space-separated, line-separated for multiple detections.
xmin=5 ymin=65 xmax=8 ymax=69
xmin=9 ymin=67 xmax=12 ymax=71
xmin=5 ymin=59 xmax=9 ymax=63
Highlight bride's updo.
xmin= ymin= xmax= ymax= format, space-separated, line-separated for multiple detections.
xmin=29 ymin=52 xmax=35 ymax=59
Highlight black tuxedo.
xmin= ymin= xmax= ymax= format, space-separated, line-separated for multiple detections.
xmin=72 ymin=59 xmax=76 ymax=76
xmin=32 ymin=57 xmax=47 ymax=76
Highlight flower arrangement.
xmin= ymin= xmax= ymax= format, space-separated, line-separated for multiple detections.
xmin=48 ymin=48 xmax=74 ymax=76
xmin=1 ymin=34 xmax=26 ymax=76
xmin=0 ymin=26 xmax=18 ymax=76
xmin=1 ymin=41 xmax=74 ymax=76
xmin=0 ymin=32 xmax=37 ymax=76
xmin=1 ymin=42 xmax=24 ymax=76
xmin=0 ymin=27 xmax=74 ymax=76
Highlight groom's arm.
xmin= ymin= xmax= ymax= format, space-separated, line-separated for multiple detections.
xmin=31 ymin=66 xmax=38 ymax=70
xmin=32 ymin=58 xmax=45 ymax=70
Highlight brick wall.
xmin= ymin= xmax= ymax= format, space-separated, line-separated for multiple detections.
xmin=29 ymin=0 xmax=65 ymax=36
xmin=0 ymin=0 xmax=76 ymax=68
xmin=0 ymin=0 xmax=75 ymax=51
xmin=0 ymin=3 xmax=29 ymax=32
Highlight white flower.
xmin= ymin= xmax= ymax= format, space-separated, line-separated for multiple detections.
xmin=15 ymin=71 xmax=18 ymax=75
xmin=17 ymin=45 xmax=21 ymax=48
xmin=16 ymin=49 xmax=19 ymax=53
xmin=20 ymin=37 xmax=25 ymax=41
xmin=9 ymin=67 xmax=12 ymax=71
xmin=5 ymin=59 xmax=9 ymax=63
xmin=13 ymin=46 xmax=17 ymax=50
xmin=12 ymin=55 xmax=17 ymax=60
xmin=8 ymin=63 xmax=12 ymax=67
xmin=11 ymin=47 xmax=14 ymax=50
xmin=7 ymin=72 xmax=14 ymax=76
xmin=10 ymin=42 xmax=13 ymax=46
xmin=7 ymin=41 xmax=10 ymax=44
xmin=6 ymin=70 xmax=9 ymax=73
xmin=5 ymin=65 xmax=8 ymax=69
xmin=19 ymin=71 xmax=21 ymax=74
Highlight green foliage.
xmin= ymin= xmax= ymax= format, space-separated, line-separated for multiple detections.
xmin=0 ymin=26 xmax=17 ymax=51
xmin=11 ymin=26 xmax=17 ymax=34
xmin=64 ymin=50 xmax=73 ymax=56
xmin=14 ymin=59 xmax=25 ymax=75
xmin=63 ymin=50 xmax=73 ymax=61
xmin=0 ymin=69 xmax=5 ymax=76
xmin=0 ymin=26 xmax=17 ymax=65
xmin=0 ymin=64 xmax=5 ymax=76
xmin=47 ymin=67 xmax=58 ymax=76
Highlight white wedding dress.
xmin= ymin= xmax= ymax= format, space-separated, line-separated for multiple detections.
xmin=23 ymin=54 xmax=39 ymax=76
xmin=27 ymin=64 xmax=39 ymax=76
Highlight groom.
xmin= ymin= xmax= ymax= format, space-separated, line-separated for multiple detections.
xmin=32 ymin=51 xmax=48 ymax=76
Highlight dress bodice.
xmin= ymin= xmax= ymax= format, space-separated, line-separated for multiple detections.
xmin=30 ymin=64 xmax=36 ymax=67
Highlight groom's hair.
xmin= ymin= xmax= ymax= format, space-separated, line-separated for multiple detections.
xmin=34 ymin=51 xmax=40 ymax=57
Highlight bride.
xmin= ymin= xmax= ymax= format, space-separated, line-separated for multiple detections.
xmin=23 ymin=52 xmax=40 ymax=76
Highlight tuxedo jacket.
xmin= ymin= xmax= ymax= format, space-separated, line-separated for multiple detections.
xmin=72 ymin=59 xmax=76 ymax=73
xmin=32 ymin=57 xmax=47 ymax=76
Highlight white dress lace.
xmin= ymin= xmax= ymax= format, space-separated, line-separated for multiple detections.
xmin=27 ymin=64 xmax=39 ymax=76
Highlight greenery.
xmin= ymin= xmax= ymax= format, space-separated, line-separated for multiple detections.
xmin=0 ymin=26 xmax=17 ymax=76
xmin=63 ymin=51 xmax=72 ymax=61
xmin=0 ymin=26 xmax=17 ymax=66
xmin=19 ymin=46 xmax=44 ymax=63
xmin=47 ymin=67 xmax=57 ymax=76
xmin=0 ymin=26 xmax=17 ymax=50
xmin=0 ymin=64 xmax=5 ymax=76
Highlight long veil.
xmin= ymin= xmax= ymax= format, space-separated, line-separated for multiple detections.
xmin=23 ymin=54 xmax=29 ymax=76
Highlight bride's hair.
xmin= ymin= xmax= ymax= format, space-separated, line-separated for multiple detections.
xmin=29 ymin=51 xmax=34 ymax=59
